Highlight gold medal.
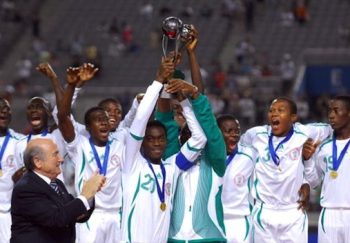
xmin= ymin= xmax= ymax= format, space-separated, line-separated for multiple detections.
xmin=0 ymin=170 xmax=3 ymax=177
xmin=330 ymin=171 xmax=338 ymax=179
xmin=278 ymin=166 xmax=282 ymax=172
xmin=160 ymin=202 xmax=166 ymax=211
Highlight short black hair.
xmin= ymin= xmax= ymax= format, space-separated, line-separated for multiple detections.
xmin=146 ymin=120 xmax=167 ymax=136
xmin=272 ymin=97 xmax=297 ymax=115
xmin=98 ymin=98 xmax=121 ymax=108
xmin=84 ymin=106 xmax=106 ymax=126
xmin=332 ymin=95 xmax=350 ymax=111
xmin=216 ymin=114 xmax=238 ymax=128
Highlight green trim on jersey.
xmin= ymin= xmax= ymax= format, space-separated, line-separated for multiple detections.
xmin=128 ymin=174 xmax=142 ymax=242
xmin=128 ymin=206 xmax=136 ymax=242
xmin=168 ymin=238 xmax=226 ymax=243
xmin=78 ymin=151 xmax=87 ymax=191
xmin=293 ymin=130 xmax=307 ymax=137
xmin=237 ymin=151 xmax=253 ymax=162
xmin=131 ymin=173 xmax=142 ymax=204
xmin=170 ymin=174 xmax=185 ymax=235
xmin=130 ymin=132 xmax=144 ymax=141
xmin=254 ymin=179 xmax=262 ymax=202
xmin=320 ymin=208 xmax=326 ymax=233
xmin=256 ymin=131 xmax=268 ymax=136
xmin=9 ymin=133 xmax=22 ymax=140
xmin=319 ymin=137 xmax=332 ymax=151
xmin=192 ymin=157 xmax=224 ymax=238
xmin=85 ymin=221 xmax=90 ymax=231
xmin=256 ymin=204 xmax=265 ymax=231
xmin=80 ymin=151 xmax=86 ymax=176
xmin=187 ymin=142 xmax=202 ymax=152
xmin=244 ymin=215 xmax=250 ymax=240
xmin=215 ymin=185 xmax=225 ymax=234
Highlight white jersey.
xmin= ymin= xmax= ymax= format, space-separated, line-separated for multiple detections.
xmin=66 ymin=134 xmax=124 ymax=211
xmin=222 ymin=143 xmax=255 ymax=217
xmin=0 ymin=130 xmax=24 ymax=212
xmin=310 ymin=136 xmax=350 ymax=208
xmin=121 ymin=81 xmax=207 ymax=243
xmin=241 ymin=122 xmax=332 ymax=208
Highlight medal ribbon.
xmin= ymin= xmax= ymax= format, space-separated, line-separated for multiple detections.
xmin=27 ymin=128 xmax=48 ymax=142
xmin=226 ymin=146 xmax=238 ymax=166
xmin=0 ymin=132 xmax=10 ymax=170
xmin=268 ymin=127 xmax=294 ymax=167
xmin=89 ymin=137 xmax=110 ymax=176
xmin=332 ymin=134 xmax=350 ymax=171
xmin=145 ymin=157 xmax=166 ymax=206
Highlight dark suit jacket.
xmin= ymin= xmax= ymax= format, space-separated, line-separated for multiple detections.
xmin=11 ymin=171 xmax=93 ymax=243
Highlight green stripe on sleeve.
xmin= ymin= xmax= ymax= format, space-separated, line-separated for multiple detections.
xmin=130 ymin=132 xmax=144 ymax=141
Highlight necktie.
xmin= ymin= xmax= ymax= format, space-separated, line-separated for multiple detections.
xmin=50 ymin=180 xmax=60 ymax=195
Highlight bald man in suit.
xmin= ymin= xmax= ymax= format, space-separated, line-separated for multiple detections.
xmin=10 ymin=138 xmax=106 ymax=243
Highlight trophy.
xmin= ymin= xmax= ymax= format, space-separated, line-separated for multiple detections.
xmin=161 ymin=16 xmax=194 ymax=58
xmin=161 ymin=17 xmax=193 ymax=99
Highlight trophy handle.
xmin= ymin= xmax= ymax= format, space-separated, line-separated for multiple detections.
xmin=162 ymin=34 xmax=168 ymax=57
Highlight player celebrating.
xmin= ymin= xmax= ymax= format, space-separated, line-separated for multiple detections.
xmin=303 ymin=95 xmax=350 ymax=243
xmin=240 ymin=97 xmax=332 ymax=243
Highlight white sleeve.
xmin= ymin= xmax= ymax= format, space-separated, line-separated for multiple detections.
xmin=65 ymin=134 xmax=81 ymax=165
xmin=123 ymin=81 xmax=163 ymax=173
xmin=303 ymin=151 xmax=324 ymax=189
xmin=118 ymin=97 xmax=139 ymax=129
xmin=178 ymin=99 xmax=207 ymax=162
xmin=52 ymin=87 xmax=82 ymax=126
xmin=15 ymin=139 xmax=27 ymax=167
xmin=240 ymin=127 xmax=256 ymax=147
xmin=306 ymin=123 xmax=333 ymax=142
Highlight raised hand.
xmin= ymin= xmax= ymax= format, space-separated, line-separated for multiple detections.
xmin=185 ymin=25 xmax=199 ymax=53
xmin=166 ymin=79 xmax=199 ymax=100
xmin=156 ymin=56 xmax=175 ymax=83
xmin=136 ymin=93 xmax=145 ymax=104
xmin=302 ymin=138 xmax=320 ymax=160
xmin=66 ymin=66 xmax=81 ymax=85
xmin=78 ymin=63 xmax=99 ymax=82
xmin=36 ymin=62 xmax=58 ymax=80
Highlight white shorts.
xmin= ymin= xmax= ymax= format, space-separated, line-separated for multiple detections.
xmin=318 ymin=208 xmax=350 ymax=243
xmin=252 ymin=203 xmax=308 ymax=243
xmin=224 ymin=215 xmax=252 ymax=243
xmin=76 ymin=209 xmax=121 ymax=243
xmin=0 ymin=211 xmax=11 ymax=243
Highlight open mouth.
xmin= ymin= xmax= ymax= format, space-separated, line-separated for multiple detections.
xmin=99 ymin=128 xmax=109 ymax=137
xmin=109 ymin=118 xmax=117 ymax=126
xmin=30 ymin=116 xmax=42 ymax=126
xmin=151 ymin=148 xmax=163 ymax=156
xmin=228 ymin=140 xmax=237 ymax=151
xmin=271 ymin=120 xmax=280 ymax=129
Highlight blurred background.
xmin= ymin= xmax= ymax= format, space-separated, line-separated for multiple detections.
xmin=0 ymin=0 xmax=350 ymax=241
